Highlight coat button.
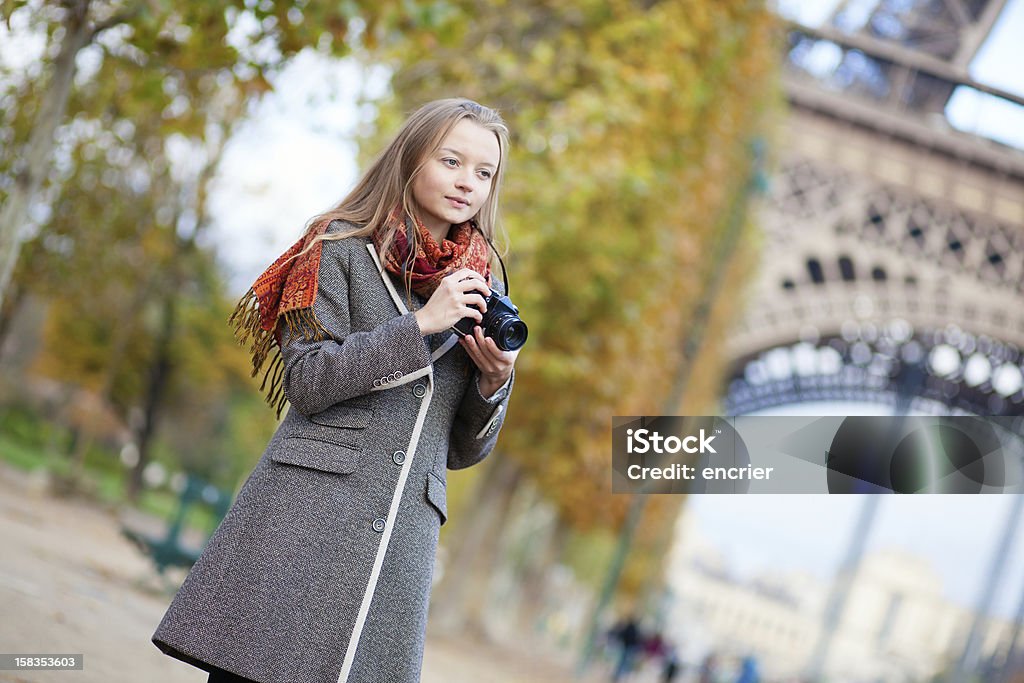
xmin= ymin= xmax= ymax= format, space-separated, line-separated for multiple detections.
xmin=372 ymin=518 xmax=386 ymax=532
xmin=392 ymin=450 xmax=406 ymax=465
xmin=412 ymin=383 xmax=427 ymax=397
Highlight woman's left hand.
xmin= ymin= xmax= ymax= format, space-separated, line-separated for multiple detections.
xmin=461 ymin=325 xmax=520 ymax=398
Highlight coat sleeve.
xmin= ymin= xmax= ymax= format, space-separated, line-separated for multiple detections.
xmin=447 ymin=369 xmax=515 ymax=470
xmin=280 ymin=237 xmax=433 ymax=416
xmin=446 ymin=276 xmax=516 ymax=470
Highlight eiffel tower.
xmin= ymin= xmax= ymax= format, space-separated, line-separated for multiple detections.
xmin=709 ymin=6 xmax=1024 ymax=683
xmin=724 ymin=0 xmax=1024 ymax=418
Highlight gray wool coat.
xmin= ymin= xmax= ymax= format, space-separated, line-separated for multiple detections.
xmin=152 ymin=221 xmax=514 ymax=683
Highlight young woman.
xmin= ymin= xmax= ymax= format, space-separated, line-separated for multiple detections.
xmin=153 ymin=99 xmax=520 ymax=683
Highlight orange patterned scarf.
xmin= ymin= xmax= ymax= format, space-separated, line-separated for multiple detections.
xmin=229 ymin=218 xmax=333 ymax=417
xmin=373 ymin=210 xmax=490 ymax=299
xmin=230 ymin=211 xmax=490 ymax=416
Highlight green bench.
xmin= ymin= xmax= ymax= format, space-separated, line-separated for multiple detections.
xmin=122 ymin=474 xmax=232 ymax=575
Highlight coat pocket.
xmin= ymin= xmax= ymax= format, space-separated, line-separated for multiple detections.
xmin=425 ymin=472 xmax=448 ymax=526
xmin=271 ymin=436 xmax=361 ymax=475
xmin=309 ymin=405 xmax=373 ymax=429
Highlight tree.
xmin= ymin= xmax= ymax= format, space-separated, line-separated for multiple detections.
xmin=1 ymin=0 xmax=438 ymax=497
xmin=0 ymin=0 xmax=403 ymax=310
xmin=363 ymin=0 xmax=780 ymax=634
xmin=22 ymin=100 xmax=256 ymax=496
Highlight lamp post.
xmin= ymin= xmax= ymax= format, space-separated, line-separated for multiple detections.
xmin=804 ymin=340 xmax=926 ymax=681
xmin=954 ymin=494 xmax=1024 ymax=683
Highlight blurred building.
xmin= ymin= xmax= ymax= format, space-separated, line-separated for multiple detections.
xmin=664 ymin=513 xmax=1015 ymax=682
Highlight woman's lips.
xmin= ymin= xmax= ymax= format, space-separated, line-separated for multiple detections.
xmin=446 ymin=196 xmax=469 ymax=208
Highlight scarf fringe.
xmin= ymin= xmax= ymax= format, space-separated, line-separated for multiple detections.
xmin=229 ymin=287 xmax=331 ymax=418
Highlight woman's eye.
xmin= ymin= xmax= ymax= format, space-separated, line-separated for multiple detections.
xmin=443 ymin=158 xmax=458 ymax=167
xmin=479 ymin=170 xmax=492 ymax=180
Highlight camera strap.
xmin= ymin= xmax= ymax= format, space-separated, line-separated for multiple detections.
xmin=474 ymin=225 xmax=510 ymax=297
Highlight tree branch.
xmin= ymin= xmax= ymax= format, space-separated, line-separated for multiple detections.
xmin=88 ymin=4 xmax=141 ymax=42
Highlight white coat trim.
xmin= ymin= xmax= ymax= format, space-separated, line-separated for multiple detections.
xmin=366 ymin=243 xmax=409 ymax=315
xmin=338 ymin=373 xmax=434 ymax=683
xmin=431 ymin=333 xmax=459 ymax=361
xmin=475 ymin=404 xmax=504 ymax=439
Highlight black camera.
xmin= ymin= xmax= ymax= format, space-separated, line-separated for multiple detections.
xmin=453 ymin=290 xmax=528 ymax=351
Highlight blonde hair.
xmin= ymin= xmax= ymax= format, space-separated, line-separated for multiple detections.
xmin=294 ymin=98 xmax=510 ymax=291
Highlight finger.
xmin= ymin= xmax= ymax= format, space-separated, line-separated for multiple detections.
xmin=466 ymin=326 xmax=492 ymax=357
xmin=462 ymin=305 xmax=484 ymax=323
xmin=451 ymin=270 xmax=490 ymax=293
xmin=483 ymin=335 xmax=503 ymax=356
xmin=483 ymin=339 xmax=511 ymax=365
xmin=443 ymin=271 xmax=476 ymax=293
xmin=455 ymin=278 xmax=490 ymax=297
xmin=462 ymin=331 xmax=483 ymax=354
xmin=465 ymin=293 xmax=487 ymax=313
xmin=460 ymin=331 xmax=489 ymax=368
xmin=478 ymin=331 xmax=517 ymax=365
xmin=474 ymin=326 xmax=501 ymax=362
xmin=450 ymin=268 xmax=486 ymax=284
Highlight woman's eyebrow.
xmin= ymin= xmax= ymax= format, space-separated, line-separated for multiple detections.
xmin=440 ymin=147 xmax=496 ymax=169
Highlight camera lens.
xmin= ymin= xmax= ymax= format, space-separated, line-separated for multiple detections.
xmin=493 ymin=317 xmax=528 ymax=352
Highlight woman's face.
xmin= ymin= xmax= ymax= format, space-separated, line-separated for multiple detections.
xmin=411 ymin=119 xmax=501 ymax=241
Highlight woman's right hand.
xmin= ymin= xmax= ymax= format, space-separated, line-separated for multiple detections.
xmin=413 ymin=269 xmax=491 ymax=336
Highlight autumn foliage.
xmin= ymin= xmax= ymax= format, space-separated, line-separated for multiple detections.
xmin=365 ymin=0 xmax=780 ymax=594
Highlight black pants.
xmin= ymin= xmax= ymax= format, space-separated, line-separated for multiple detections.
xmin=207 ymin=665 xmax=258 ymax=683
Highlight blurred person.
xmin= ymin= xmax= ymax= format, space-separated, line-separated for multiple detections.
xmin=152 ymin=98 xmax=521 ymax=683
xmin=699 ymin=652 xmax=719 ymax=683
xmin=661 ymin=643 xmax=681 ymax=683
xmin=735 ymin=654 xmax=760 ymax=683
xmin=643 ymin=629 xmax=666 ymax=659
xmin=609 ymin=614 xmax=644 ymax=682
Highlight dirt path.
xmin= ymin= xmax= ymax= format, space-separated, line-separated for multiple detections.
xmin=0 ymin=463 xmax=605 ymax=683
